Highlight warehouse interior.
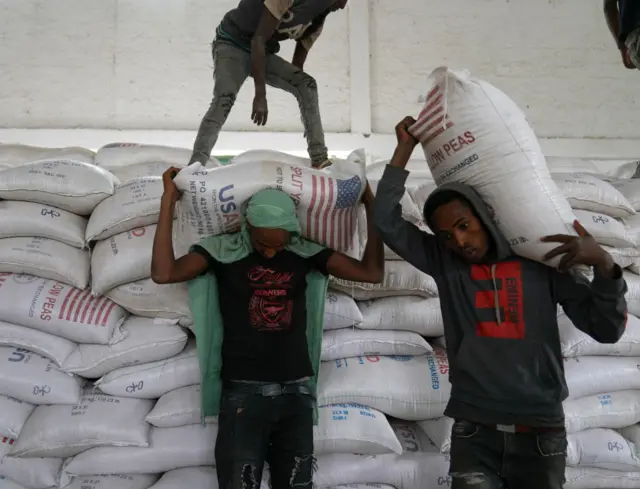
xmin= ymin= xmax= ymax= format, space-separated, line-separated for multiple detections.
xmin=1 ymin=1 xmax=640 ymax=489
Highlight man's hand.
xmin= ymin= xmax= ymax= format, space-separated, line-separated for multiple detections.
xmin=622 ymin=47 xmax=636 ymax=69
xmin=161 ymin=167 xmax=182 ymax=206
xmin=361 ymin=181 xmax=374 ymax=206
xmin=542 ymin=220 xmax=614 ymax=273
xmin=389 ymin=117 xmax=420 ymax=169
xmin=252 ymin=94 xmax=268 ymax=126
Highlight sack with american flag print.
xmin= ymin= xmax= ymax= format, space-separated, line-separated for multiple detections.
xmin=409 ymin=67 xmax=578 ymax=266
xmin=172 ymin=149 xmax=366 ymax=255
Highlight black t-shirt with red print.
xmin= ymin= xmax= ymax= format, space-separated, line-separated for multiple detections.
xmin=192 ymin=245 xmax=333 ymax=382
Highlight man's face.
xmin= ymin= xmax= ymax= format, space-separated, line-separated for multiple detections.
xmin=330 ymin=0 xmax=348 ymax=12
xmin=431 ymin=199 xmax=490 ymax=263
xmin=249 ymin=226 xmax=290 ymax=259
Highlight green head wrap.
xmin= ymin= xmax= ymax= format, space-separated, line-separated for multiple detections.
xmin=195 ymin=188 xmax=325 ymax=264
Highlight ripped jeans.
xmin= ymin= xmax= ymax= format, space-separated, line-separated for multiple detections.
xmin=449 ymin=420 xmax=566 ymax=489
xmin=215 ymin=381 xmax=315 ymax=489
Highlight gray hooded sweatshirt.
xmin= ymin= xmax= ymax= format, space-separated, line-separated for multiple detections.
xmin=373 ymin=165 xmax=628 ymax=426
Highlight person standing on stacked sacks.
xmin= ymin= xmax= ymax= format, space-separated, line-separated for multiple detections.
xmin=373 ymin=118 xmax=628 ymax=489
xmin=189 ymin=0 xmax=348 ymax=169
xmin=150 ymin=167 xmax=384 ymax=489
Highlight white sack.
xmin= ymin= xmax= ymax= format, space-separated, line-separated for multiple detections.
xmin=95 ymin=143 xmax=210 ymax=170
xmin=95 ymin=340 xmax=199 ymax=399
xmin=105 ymin=279 xmax=191 ymax=324
xmin=173 ymin=154 xmax=365 ymax=255
xmin=147 ymin=467 xmax=270 ymax=489
xmin=86 ymin=177 xmax=164 ymax=242
xmin=111 ymin=162 xmax=180 ymax=182
xmin=573 ymin=209 xmax=635 ymax=248
xmin=0 ymin=160 xmax=116 ymax=215
xmin=0 ymin=477 xmax=26 ymax=489
xmin=314 ymin=404 xmax=402 ymax=455
xmin=0 ymin=438 xmax=61 ymax=489
xmin=610 ymin=179 xmax=640 ymax=212
xmin=559 ymin=313 xmax=640 ymax=357
xmin=613 ymin=160 xmax=640 ymax=179
xmin=318 ymin=349 xmax=450 ymax=420
xmin=145 ymin=384 xmax=202 ymax=428
xmin=320 ymin=486 xmax=395 ymax=489
xmin=62 ymin=424 xmax=217 ymax=477
xmin=626 ymin=214 xmax=640 ymax=247
xmin=566 ymin=428 xmax=640 ymax=471
xmin=0 ymin=321 xmax=77 ymax=367
xmin=0 ymin=273 xmax=127 ymax=345
xmin=546 ymin=157 xmax=601 ymax=175
xmin=315 ymin=422 xmax=450 ymax=489
xmin=565 ymin=467 xmax=640 ymax=489
xmin=330 ymin=261 xmax=438 ymax=300
xmin=0 ymin=237 xmax=90 ymax=289
xmin=0 ymin=201 xmax=87 ymax=249
xmin=553 ymin=173 xmax=635 ymax=218
xmin=565 ymin=356 xmax=640 ymax=400
xmin=0 ymin=346 xmax=82 ymax=404
xmin=63 ymin=317 xmax=188 ymax=378
xmin=605 ymin=245 xmax=640 ymax=270
xmin=230 ymin=149 xmax=308 ymax=167
xmin=626 ymin=272 xmax=640 ymax=316
xmin=408 ymin=67 xmax=577 ymax=264
xmin=359 ymin=296 xmax=443 ymax=337
xmin=324 ymin=291 xmax=362 ymax=330
xmin=0 ymin=144 xmax=94 ymax=167
xmin=564 ymin=391 xmax=640 ymax=433
xmin=321 ymin=329 xmax=432 ymax=361
xmin=10 ymin=390 xmax=153 ymax=458
xmin=91 ymin=225 xmax=156 ymax=296
xmin=0 ymin=396 xmax=34 ymax=439
xmin=418 ymin=416 xmax=454 ymax=454
xmin=64 ymin=474 xmax=160 ymax=489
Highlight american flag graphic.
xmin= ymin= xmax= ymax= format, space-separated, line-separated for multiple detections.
xmin=58 ymin=286 xmax=117 ymax=327
xmin=305 ymin=174 xmax=362 ymax=252
xmin=410 ymin=85 xmax=455 ymax=145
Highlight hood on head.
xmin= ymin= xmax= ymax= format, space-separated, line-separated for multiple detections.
xmin=245 ymin=188 xmax=301 ymax=235
xmin=423 ymin=182 xmax=511 ymax=261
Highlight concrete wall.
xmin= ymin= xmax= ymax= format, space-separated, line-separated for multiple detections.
xmin=0 ymin=0 xmax=637 ymax=138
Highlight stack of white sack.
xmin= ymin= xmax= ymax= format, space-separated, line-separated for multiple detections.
xmin=86 ymin=143 xmax=216 ymax=326
xmin=0 ymin=144 xmax=95 ymax=171
xmin=0 ymin=147 xmax=118 ymax=289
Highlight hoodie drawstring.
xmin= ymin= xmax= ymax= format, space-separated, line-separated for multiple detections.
xmin=490 ymin=264 xmax=502 ymax=325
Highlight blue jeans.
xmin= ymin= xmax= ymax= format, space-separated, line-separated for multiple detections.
xmin=215 ymin=381 xmax=315 ymax=489
xmin=449 ymin=420 xmax=566 ymax=489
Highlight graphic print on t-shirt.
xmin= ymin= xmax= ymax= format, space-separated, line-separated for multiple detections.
xmin=248 ymin=265 xmax=294 ymax=331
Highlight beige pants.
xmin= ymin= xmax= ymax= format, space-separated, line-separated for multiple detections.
xmin=626 ymin=27 xmax=640 ymax=69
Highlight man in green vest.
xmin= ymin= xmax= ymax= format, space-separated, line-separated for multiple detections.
xmin=151 ymin=167 xmax=383 ymax=489
xmin=189 ymin=0 xmax=348 ymax=168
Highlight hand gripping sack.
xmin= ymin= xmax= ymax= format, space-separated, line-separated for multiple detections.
xmin=10 ymin=389 xmax=153 ymax=458
xmin=0 ymin=395 xmax=34 ymax=439
xmin=409 ymin=67 xmax=577 ymax=264
xmin=0 ymin=159 xmax=116 ymax=215
xmin=0 ymin=273 xmax=127 ymax=345
xmin=172 ymin=151 xmax=366 ymax=256
xmin=0 ymin=346 xmax=83 ymax=405
xmin=317 ymin=348 xmax=451 ymax=420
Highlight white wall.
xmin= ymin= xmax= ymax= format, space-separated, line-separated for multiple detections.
xmin=0 ymin=0 xmax=638 ymax=139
